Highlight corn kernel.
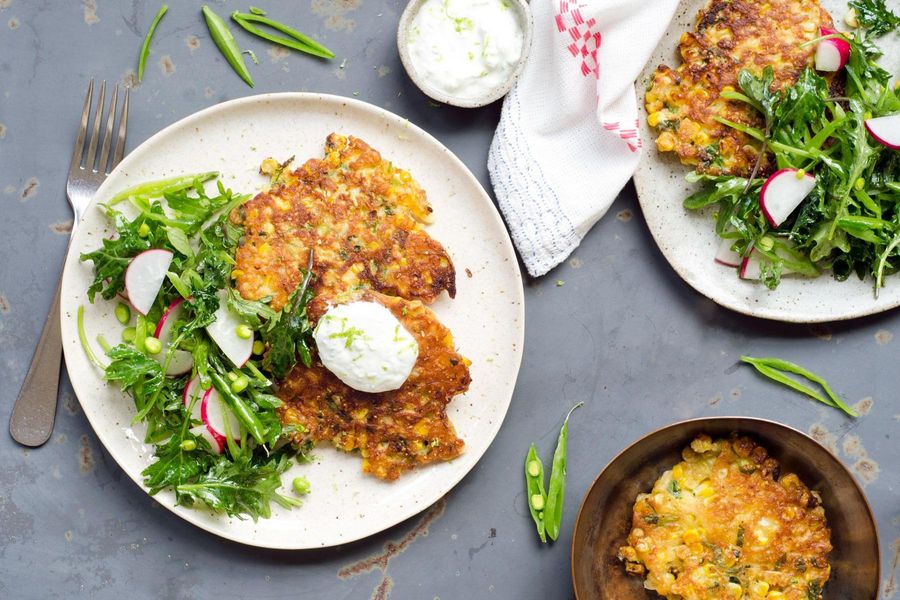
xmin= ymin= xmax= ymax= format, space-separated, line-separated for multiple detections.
xmin=751 ymin=581 xmax=770 ymax=597
xmin=696 ymin=481 xmax=715 ymax=498
xmin=648 ymin=111 xmax=663 ymax=127
xmin=672 ymin=464 xmax=684 ymax=479
xmin=683 ymin=528 xmax=702 ymax=544
xmin=657 ymin=132 xmax=676 ymax=152
xmin=766 ymin=592 xmax=786 ymax=600
xmin=726 ymin=582 xmax=743 ymax=598
xmin=646 ymin=91 xmax=659 ymax=104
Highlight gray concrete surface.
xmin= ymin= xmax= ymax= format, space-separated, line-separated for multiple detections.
xmin=0 ymin=1 xmax=896 ymax=598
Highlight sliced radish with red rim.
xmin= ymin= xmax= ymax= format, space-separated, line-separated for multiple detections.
xmin=759 ymin=169 xmax=816 ymax=228
xmin=865 ymin=114 xmax=900 ymax=150
xmin=201 ymin=387 xmax=242 ymax=448
xmin=205 ymin=290 xmax=254 ymax=367
xmin=155 ymin=297 xmax=193 ymax=376
xmin=815 ymin=28 xmax=850 ymax=72
xmin=124 ymin=249 xmax=173 ymax=315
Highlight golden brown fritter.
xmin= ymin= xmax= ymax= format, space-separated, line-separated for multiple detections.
xmin=232 ymin=134 xmax=456 ymax=311
xmin=278 ymin=290 xmax=471 ymax=480
xmin=645 ymin=0 xmax=835 ymax=175
xmin=619 ymin=434 xmax=831 ymax=600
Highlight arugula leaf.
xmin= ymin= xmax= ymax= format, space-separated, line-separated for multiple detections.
xmin=226 ymin=288 xmax=277 ymax=328
xmin=737 ymin=67 xmax=779 ymax=126
xmin=175 ymin=452 xmax=301 ymax=520
xmin=261 ymin=252 xmax=315 ymax=378
xmin=104 ymin=344 xmax=164 ymax=397
xmin=143 ymin=429 xmax=213 ymax=494
xmin=849 ymin=0 xmax=900 ymax=37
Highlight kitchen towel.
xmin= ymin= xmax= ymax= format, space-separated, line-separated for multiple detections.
xmin=488 ymin=0 xmax=680 ymax=277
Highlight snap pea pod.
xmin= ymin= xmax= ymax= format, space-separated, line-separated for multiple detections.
xmin=209 ymin=371 xmax=267 ymax=444
xmin=543 ymin=402 xmax=583 ymax=541
xmin=138 ymin=4 xmax=168 ymax=83
xmin=741 ymin=356 xmax=857 ymax=417
xmin=231 ymin=11 xmax=334 ymax=59
xmin=524 ymin=443 xmax=547 ymax=543
xmin=108 ymin=171 xmax=219 ymax=206
xmin=202 ymin=5 xmax=255 ymax=87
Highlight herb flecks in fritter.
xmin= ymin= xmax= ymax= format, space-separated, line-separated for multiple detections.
xmin=646 ymin=0 xmax=837 ymax=176
xmin=620 ymin=435 xmax=831 ymax=600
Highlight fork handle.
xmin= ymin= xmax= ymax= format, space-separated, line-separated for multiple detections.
xmin=9 ymin=272 xmax=64 ymax=447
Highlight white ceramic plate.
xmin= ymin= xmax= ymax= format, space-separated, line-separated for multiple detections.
xmin=634 ymin=0 xmax=900 ymax=323
xmin=60 ymin=93 xmax=524 ymax=549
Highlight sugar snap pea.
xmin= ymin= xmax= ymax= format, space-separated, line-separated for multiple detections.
xmin=524 ymin=443 xmax=547 ymax=543
xmin=741 ymin=356 xmax=857 ymax=417
xmin=202 ymin=6 xmax=254 ymax=87
xmin=543 ymin=402 xmax=583 ymax=541
xmin=209 ymin=371 xmax=266 ymax=444
xmin=231 ymin=11 xmax=334 ymax=59
xmin=138 ymin=4 xmax=168 ymax=83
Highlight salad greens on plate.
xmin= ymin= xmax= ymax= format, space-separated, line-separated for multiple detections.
xmin=685 ymin=3 xmax=900 ymax=291
xmin=80 ymin=174 xmax=314 ymax=520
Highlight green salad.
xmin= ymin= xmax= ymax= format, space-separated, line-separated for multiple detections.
xmin=79 ymin=173 xmax=314 ymax=520
xmin=686 ymin=0 xmax=900 ymax=291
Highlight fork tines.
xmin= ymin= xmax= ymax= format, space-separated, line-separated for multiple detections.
xmin=70 ymin=78 xmax=130 ymax=176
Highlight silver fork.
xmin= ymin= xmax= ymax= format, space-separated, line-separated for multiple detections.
xmin=9 ymin=79 xmax=129 ymax=447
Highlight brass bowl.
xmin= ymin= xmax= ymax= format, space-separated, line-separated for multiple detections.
xmin=571 ymin=417 xmax=880 ymax=599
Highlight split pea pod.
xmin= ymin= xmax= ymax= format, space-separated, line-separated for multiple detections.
xmin=543 ymin=402 xmax=583 ymax=541
xmin=231 ymin=12 xmax=334 ymax=59
xmin=525 ymin=444 xmax=547 ymax=543
xmin=138 ymin=4 xmax=168 ymax=83
xmin=202 ymin=6 xmax=254 ymax=87
xmin=209 ymin=371 xmax=266 ymax=444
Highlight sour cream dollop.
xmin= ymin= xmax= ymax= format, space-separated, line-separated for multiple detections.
xmin=313 ymin=301 xmax=419 ymax=394
xmin=406 ymin=0 xmax=524 ymax=102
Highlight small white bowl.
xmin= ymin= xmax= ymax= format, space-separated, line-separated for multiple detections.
xmin=397 ymin=0 xmax=533 ymax=108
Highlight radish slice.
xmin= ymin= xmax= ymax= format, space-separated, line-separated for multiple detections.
xmin=182 ymin=376 xmax=204 ymax=422
xmin=205 ymin=290 xmax=254 ymax=367
xmin=759 ymin=169 xmax=816 ymax=227
xmin=189 ymin=424 xmax=223 ymax=455
xmin=815 ymin=28 xmax=850 ymax=72
xmin=715 ymin=237 xmax=742 ymax=268
xmin=154 ymin=297 xmax=193 ymax=376
xmin=124 ymin=249 xmax=173 ymax=315
xmin=740 ymin=247 xmax=797 ymax=280
xmin=201 ymin=387 xmax=242 ymax=446
xmin=865 ymin=114 xmax=900 ymax=150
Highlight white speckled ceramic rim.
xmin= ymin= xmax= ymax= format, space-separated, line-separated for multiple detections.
xmin=396 ymin=0 xmax=534 ymax=108
xmin=60 ymin=92 xmax=525 ymax=549
xmin=634 ymin=0 xmax=900 ymax=323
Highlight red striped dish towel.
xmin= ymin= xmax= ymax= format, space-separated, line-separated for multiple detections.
xmin=488 ymin=0 xmax=679 ymax=277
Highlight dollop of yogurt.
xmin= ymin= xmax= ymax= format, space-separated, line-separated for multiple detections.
xmin=313 ymin=301 xmax=419 ymax=394
xmin=406 ymin=0 xmax=524 ymax=102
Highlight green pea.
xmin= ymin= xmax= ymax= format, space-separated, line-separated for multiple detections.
xmin=114 ymin=302 xmax=131 ymax=324
xmin=530 ymin=494 xmax=545 ymax=511
xmin=144 ymin=336 xmax=163 ymax=355
xmin=180 ymin=439 xmax=197 ymax=451
xmin=122 ymin=327 xmax=136 ymax=342
xmin=292 ymin=476 xmax=311 ymax=495
xmin=757 ymin=236 xmax=775 ymax=252
xmin=252 ymin=340 xmax=265 ymax=355
xmin=230 ymin=375 xmax=249 ymax=393
xmin=236 ymin=324 xmax=253 ymax=339
xmin=226 ymin=371 xmax=238 ymax=382
xmin=138 ymin=222 xmax=151 ymax=237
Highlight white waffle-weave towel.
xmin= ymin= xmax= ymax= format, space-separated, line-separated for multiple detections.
xmin=488 ymin=0 xmax=680 ymax=277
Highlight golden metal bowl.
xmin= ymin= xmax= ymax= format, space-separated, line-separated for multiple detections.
xmin=571 ymin=417 xmax=880 ymax=599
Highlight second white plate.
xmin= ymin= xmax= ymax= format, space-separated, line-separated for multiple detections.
xmin=634 ymin=0 xmax=900 ymax=323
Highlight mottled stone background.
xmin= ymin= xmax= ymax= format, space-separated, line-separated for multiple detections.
xmin=0 ymin=1 xmax=896 ymax=598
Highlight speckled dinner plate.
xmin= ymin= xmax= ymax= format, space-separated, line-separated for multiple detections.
xmin=634 ymin=0 xmax=900 ymax=323
xmin=59 ymin=93 xmax=524 ymax=549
